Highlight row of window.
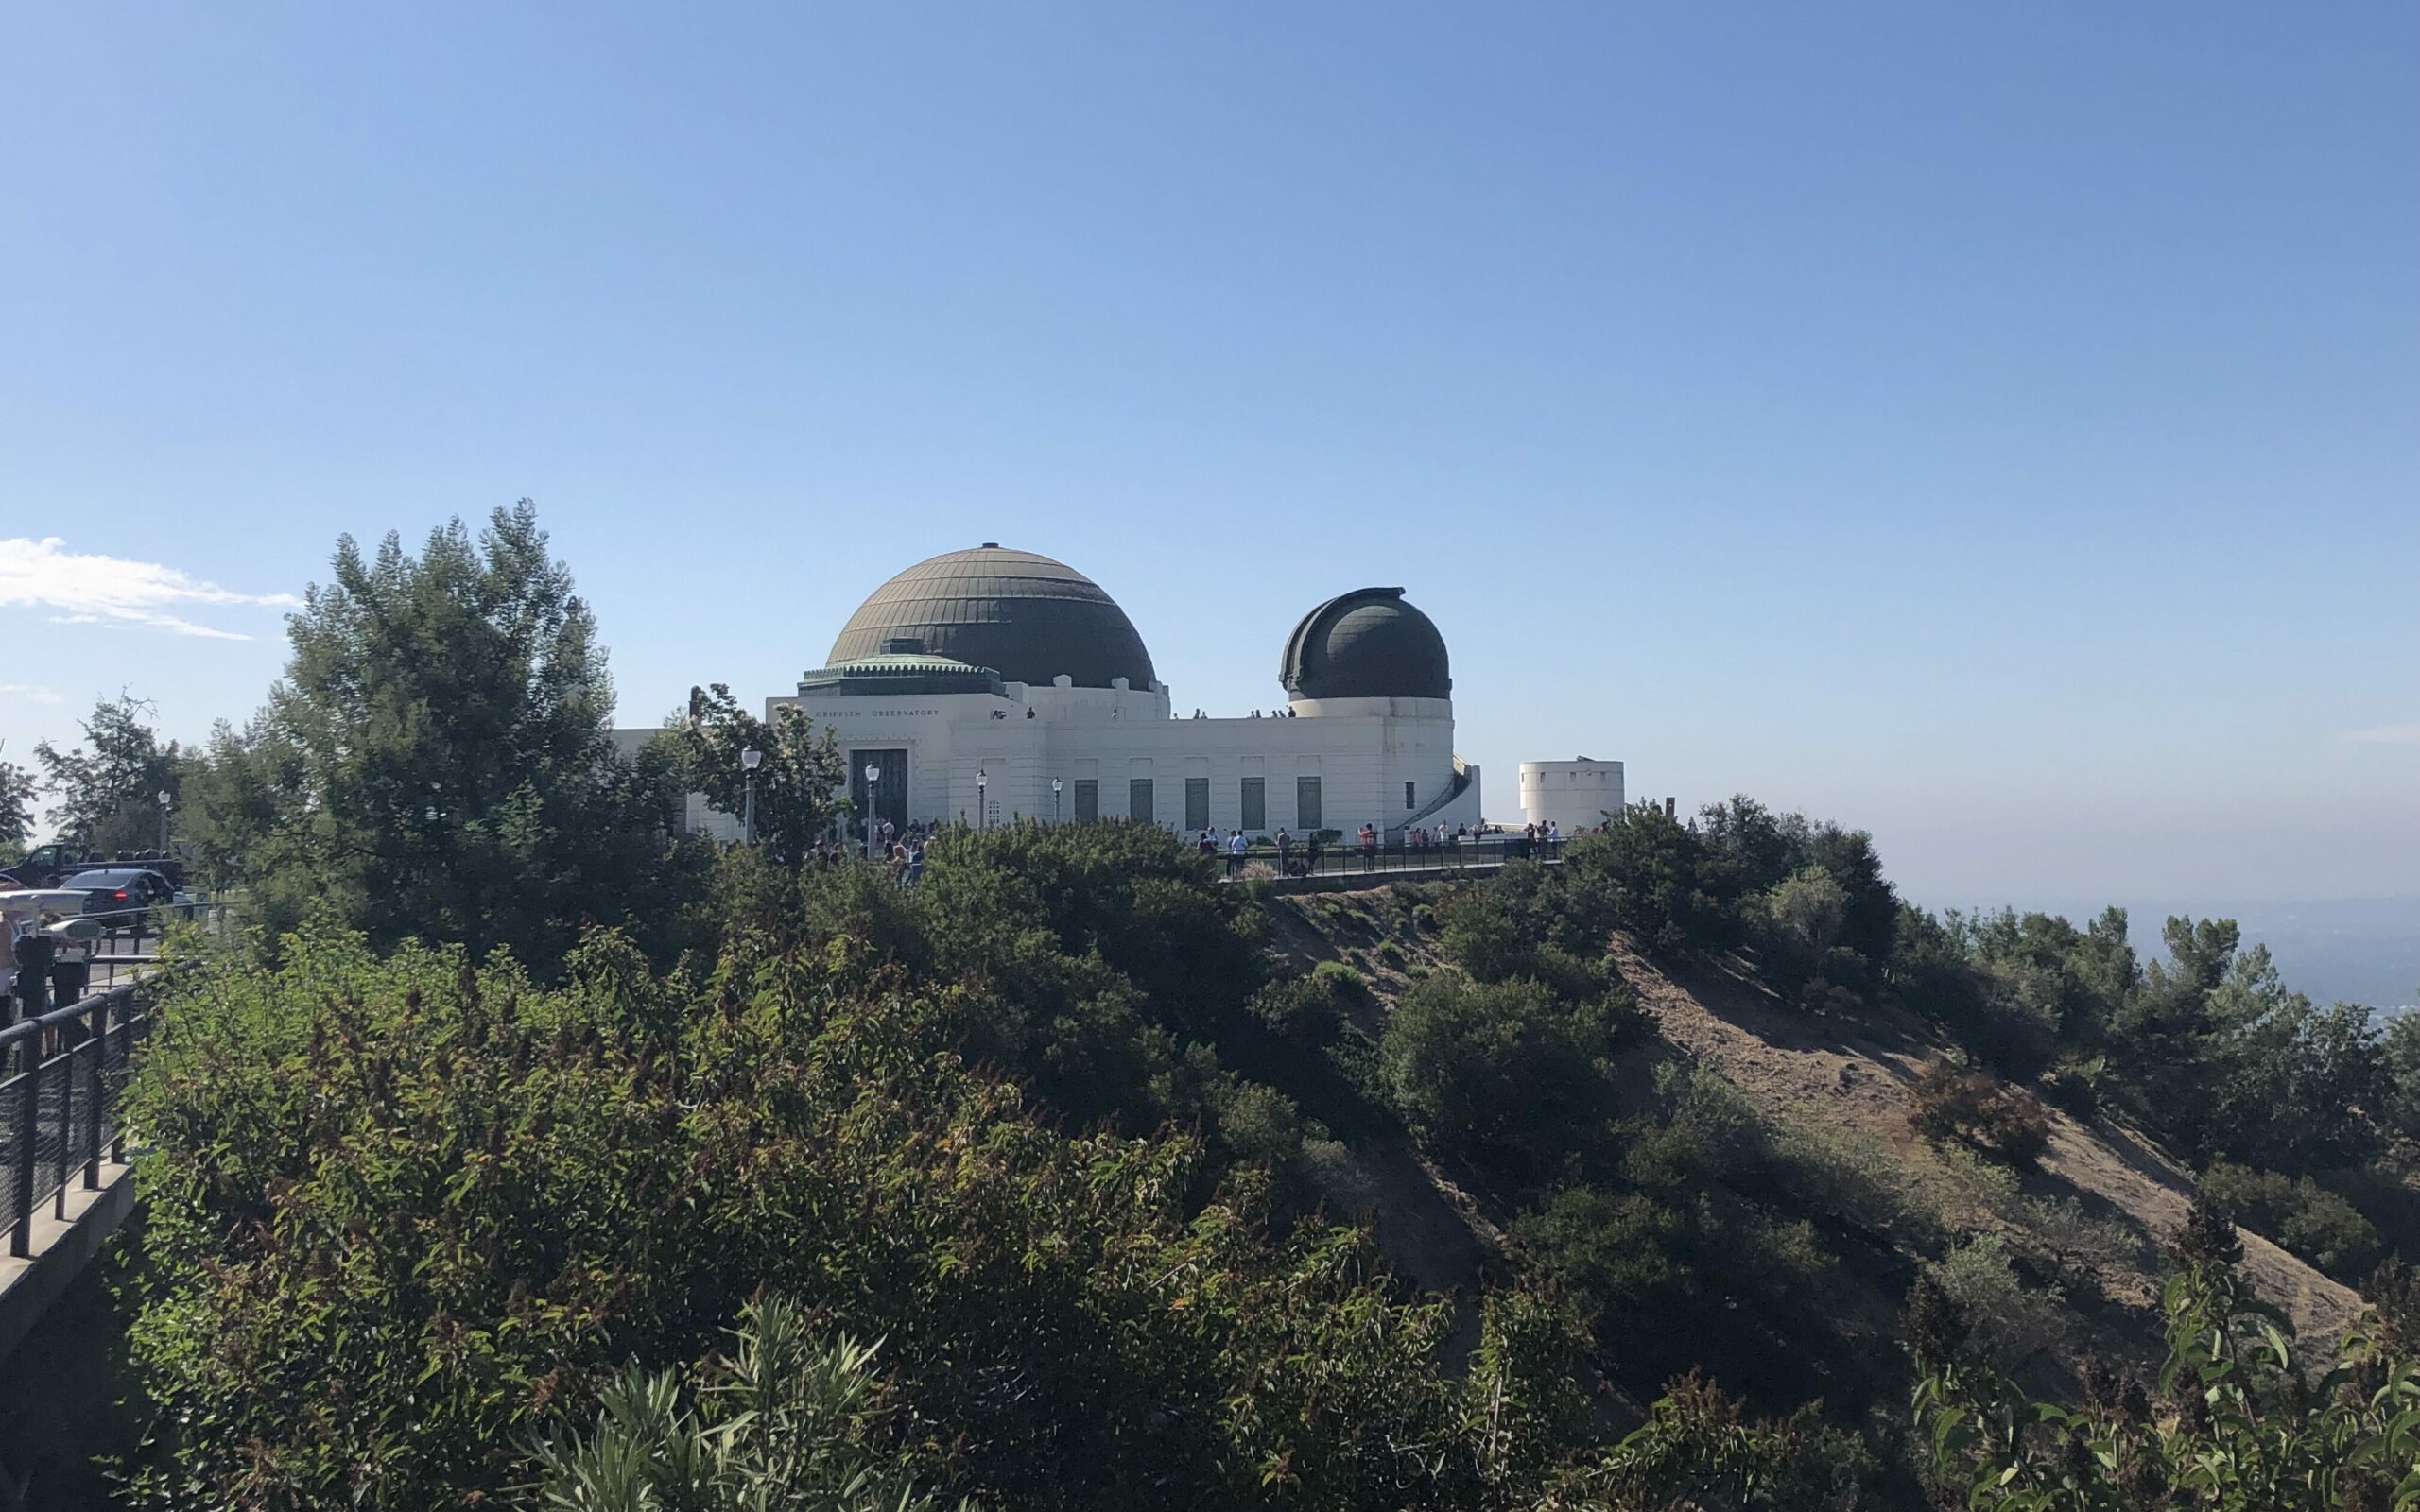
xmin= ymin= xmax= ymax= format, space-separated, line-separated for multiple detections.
xmin=1068 ymin=775 xmax=1326 ymax=831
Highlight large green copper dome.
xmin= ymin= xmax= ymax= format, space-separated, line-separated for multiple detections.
xmin=826 ymin=545 xmax=1158 ymax=691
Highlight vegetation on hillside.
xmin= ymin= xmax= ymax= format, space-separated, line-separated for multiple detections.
xmin=25 ymin=503 xmax=2420 ymax=1508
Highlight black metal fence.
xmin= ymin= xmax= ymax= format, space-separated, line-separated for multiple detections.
xmin=1206 ymin=833 xmax=1567 ymax=883
xmin=0 ymin=981 xmax=147 ymax=1260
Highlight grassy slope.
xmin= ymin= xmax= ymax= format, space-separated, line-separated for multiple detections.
xmin=1257 ymin=882 xmax=2360 ymax=1404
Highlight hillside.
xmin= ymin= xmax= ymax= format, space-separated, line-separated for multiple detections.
xmin=1260 ymin=879 xmax=2363 ymax=1411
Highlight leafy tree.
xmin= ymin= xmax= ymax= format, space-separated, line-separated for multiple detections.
xmin=186 ymin=503 xmax=700 ymax=971
xmin=1754 ymin=866 xmax=1848 ymax=959
xmin=662 ymin=682 xmax=849 ymax=863
xmin=2199 ymin=1161 xmax=2383 ymax=1280
xmin=1380 ymin=971 xmax=1625 ymax=1178
xmin=528 ymin=1297 xmax=975 ymax=1512
xmin=1561 ymin=803 xmax=1727 ymax=951
xmin=0 ymin=757 xmax=34 ymax=855
xmin=32 ymin=693 xmax=181 ymax=853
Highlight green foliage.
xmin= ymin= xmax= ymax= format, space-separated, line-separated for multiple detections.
xmin=1914 ymin=1256 xmax=2420 ymax=1508
xmin=528 ymin=1297 xmax=974 ymax=1512
xmin=32 ymin=693 xmax=182 ymax=853
xmin=180 ymin=504 xmax=705 ymax=973
xmin=1550 ymin=1371 xmax=1882 ymax=1511
xmin=2199 ymin=1160 xmax=2384 ymax=1280
xmin=1558 ymin=804 xmax=1727 ymax=952
xmin=661 ymin=683 xmax=850 ymax=864
xmin=1924 ymin=1235 xmax=2065 ymax=1373
xmin=119 ymin=922 xmax=1564 ymax=1511
xmin=1910 ymin=1060 xmax=2051 ymax=1169
xmin=1379 ymin=972 xmax=1626 ymax=1178
xmin=0 ymin=756 xmax=36 ymax=851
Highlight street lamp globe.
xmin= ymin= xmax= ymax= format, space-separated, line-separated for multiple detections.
xmin=739 ymin=747 xmax=763 ymax=771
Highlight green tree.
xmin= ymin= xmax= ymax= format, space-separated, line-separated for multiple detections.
xmin=663 ymin=682 xmax=849 ymax=862
xmin=1561 ymin=803 xmax=1726 ymax=951
xmin=188 ymin=503 xmax=697 ymax=971
xmin=32 ymin=692 xmax=181 ymax=853
xmin=1380 ymin=971 xmax=1626 ymax=1177
xmin=0 ymin=757 xmax=35 ymax=855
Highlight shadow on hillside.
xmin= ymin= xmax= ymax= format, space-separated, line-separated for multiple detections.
xmin=1638 ymin=940 xmax=1934 ymax=1074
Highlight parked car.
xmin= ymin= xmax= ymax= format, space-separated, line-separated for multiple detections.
xmin=64 ymin=868 xmax=180 ymax=927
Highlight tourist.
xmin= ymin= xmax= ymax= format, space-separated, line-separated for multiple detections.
xmin=10 ymin=909 xmax=53 ymax=1025
xmin=1274 ymin=826 xmax=1292 ymax=876
xmin=1358 ymin=823 xmax=1377 ymax=872
xmin=45 ymin=911 xmax=90 ymax=1009
xmin=904 ymin=837 xmax=925 ymax=886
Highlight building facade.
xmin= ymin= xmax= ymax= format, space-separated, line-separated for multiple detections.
xmin=1517 ymin=758 xmax=1626 ymax=833
xmin=700 ymin=543 xmax=1485 ymax=841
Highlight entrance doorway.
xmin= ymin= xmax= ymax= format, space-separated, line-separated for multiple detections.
xmin=849 ymin=748 xmax=909 ymax=845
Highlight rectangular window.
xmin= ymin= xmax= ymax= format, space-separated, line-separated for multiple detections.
xmin=1239 ymin=777 xmax=1265 ymax=832
xmin=1184 ymin=777 xmax=1210 ymax=831
xmin=1130 ymin=778 xmax=1154 ymax=823
xmin=1074 ymin=779 xmax=1098 ymax=821
xmin=1405 ymin=780 xmax=1416 ymax=810
xmin=1296 ymin=775 xmax=1322 ymax=832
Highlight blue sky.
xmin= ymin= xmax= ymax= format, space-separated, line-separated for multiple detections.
xmin=3 ymin=2 xmax=2414 ymax=907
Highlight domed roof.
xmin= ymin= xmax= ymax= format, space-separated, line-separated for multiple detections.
xmin=1280 ymin=587 xmax=1451 ymax=701
xmin=827 ymin=545 xmax=1157 ymax=690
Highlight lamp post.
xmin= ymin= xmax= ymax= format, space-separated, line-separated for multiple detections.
xmin=862 ymin=762 xmax=881 ymax=859
xmin=156 ymin=788 xmax=172 ymax=852
xmin=1051 ymin=776 xmax=1062 ymax=825
xmin=740 ymin=747 xmax=762 ymax=846
xmin=976 ymin=768 xmax=987 ymax=831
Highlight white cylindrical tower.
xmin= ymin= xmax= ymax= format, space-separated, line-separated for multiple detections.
xmin=1518 ymin=759 xmax=1625 ymax=832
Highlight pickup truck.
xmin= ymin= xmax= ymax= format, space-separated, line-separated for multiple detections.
xmin=2 ymin=843 xmax=185 ymax=890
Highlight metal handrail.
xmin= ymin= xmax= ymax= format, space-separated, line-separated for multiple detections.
xmin=1 ymin=981 xmax=148 ymax=1260
xmin=1204 ymin=832 xmax=1571 ymax=882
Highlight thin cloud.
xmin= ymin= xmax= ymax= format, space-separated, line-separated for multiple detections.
xmin=2342 ymin=725 xmax=2420 ymax=746
xmin=0 ymin=682 xmax=64 ymax=705
xmin=0 ymin=536 xmax=301 ymax=640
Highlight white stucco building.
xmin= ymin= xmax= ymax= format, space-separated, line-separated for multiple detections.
xmin=648 ymin=543 xmax=1486 ymax=841
xmin=1518 ymin=758 xmax=1626 ymax=833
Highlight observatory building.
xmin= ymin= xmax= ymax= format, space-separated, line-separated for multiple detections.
xmin=762 ymin=543 xmax=1481 ymax=839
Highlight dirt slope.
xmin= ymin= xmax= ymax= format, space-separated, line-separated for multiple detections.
xmin=1612 ymin=935 xmax=2362 ymax=1347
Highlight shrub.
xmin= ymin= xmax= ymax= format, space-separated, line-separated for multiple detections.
xmin=2198 ymin=1160 xmax=2383 ymax=1280
xmin=529 ymin=1297 xmax=976 ymax=1512
xmin=1915 ymin=1256 xmax=2420 ymax=1508
xmin=120 ymin=926 xmax=1530 ymax=1511
xmin=1374 ymin=940 xmax=1408 ymax=971
xmin=1379 ymin=972 xmax=1626 ymax=1176
xmin=1924 ymin=1235 xmax=2065 ymax=1372
xmin=1246 ymin=972 xmax=1347 ymax=1043
xmin=1910 ymin=1060 xmax=2051 ymax=1169
xmin=2035 ymin=1057 xmax=2103 ymax=1119
xmin=1310 ymin=958 xmax=1371 ymax=1003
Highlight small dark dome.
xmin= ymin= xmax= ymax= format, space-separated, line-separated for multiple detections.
xmin=1280 ymin=587 xmax=1451 ymax=701
xmin=828 ymin=545 xmax=1157 ymax=690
